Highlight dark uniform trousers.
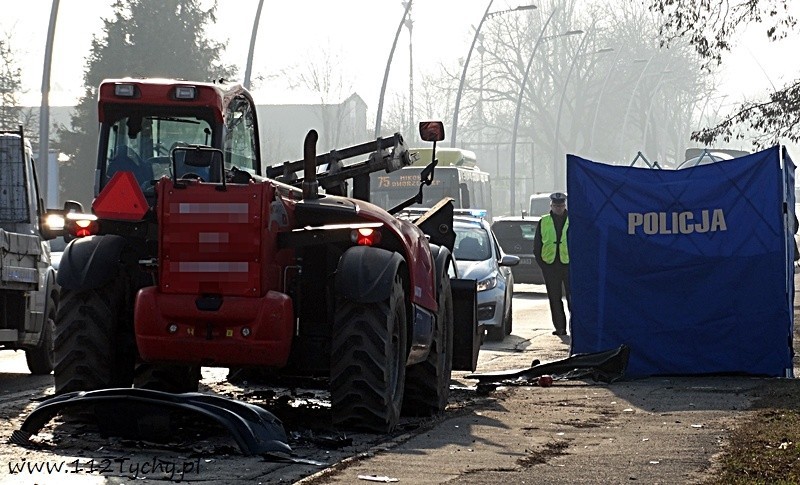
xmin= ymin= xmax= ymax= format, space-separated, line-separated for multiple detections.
xmin=541 ymin=261 xmax=571 ymax=333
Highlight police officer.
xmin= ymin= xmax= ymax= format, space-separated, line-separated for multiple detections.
xmin=533 ymin=192 xmax=570 ymax=335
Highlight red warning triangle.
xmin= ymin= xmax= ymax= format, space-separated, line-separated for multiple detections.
xmin=92 ymin=171 xmax=149 ymax=220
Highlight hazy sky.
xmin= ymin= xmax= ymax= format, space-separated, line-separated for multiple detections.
xmin=3 ymin=0 xmax=491 ymax=109
xmin=2 ymin=0 xmax=799 ymax=119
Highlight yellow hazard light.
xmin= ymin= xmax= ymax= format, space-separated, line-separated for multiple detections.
xmin=114 ymin=84 xmax=136 ymax=97
xmin=174 ymin=86 xmax=197 ymax=100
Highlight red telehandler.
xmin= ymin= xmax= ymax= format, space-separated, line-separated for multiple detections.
xmin=46 ymin=78 xmax=480 ymax=433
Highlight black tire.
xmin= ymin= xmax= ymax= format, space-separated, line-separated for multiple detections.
xmin=134 ymin=363 xmax=201 ymax=393
xmin=403 ymin=271 xmax=453 ymax=416
xmin=504 ymin=297 xmax=513 ymax=336
xmin=53 ymin=280 xmax=136 ymax=394
xmin=25 ymin=294 xmax=57 ymax=375
xmin=330 ymin=273 xmax=407 ymax=433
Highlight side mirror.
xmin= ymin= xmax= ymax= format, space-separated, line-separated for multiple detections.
xmin=419 ymin=121 xmax=445 ymax=142
xmin=500 ymin=254 xmax=520 ymax=267
xmin=64 ymin=200 xmax=84 ymax=213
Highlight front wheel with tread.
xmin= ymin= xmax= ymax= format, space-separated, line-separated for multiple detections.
xmin=330 ymin=274 xmax=407 ymax=433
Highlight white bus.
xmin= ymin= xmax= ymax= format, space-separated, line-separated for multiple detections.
xmin=370 ymin=147 xmax=493 ymax=219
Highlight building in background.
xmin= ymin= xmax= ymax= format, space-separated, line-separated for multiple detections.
xmin=256 ymin=92 xmax=369 ymax=166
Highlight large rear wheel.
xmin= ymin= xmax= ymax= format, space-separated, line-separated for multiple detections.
xmin=330 ymin=273 xmax=407 ymax=433
xmin=54 ymin=279 xmax=136 ymax=394
xmin=402 ymin=271 xmax=453 ymax=416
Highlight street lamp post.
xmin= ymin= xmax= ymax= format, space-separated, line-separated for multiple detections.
xmin=243 ymin=0 xmax=265 ymax=90
xmin=405 ymin=4 xmax=414 ymax=144
xmin=450 ymin=2 xmax=537 ymax=148
xmin=39 ymin=0 xmax=59 ymax=207
xmin=552 ymin=36 xmax=613 ymax=190
xmin=588 ymin=46 xmax=624 ymax=154
xmin=617 ymin=56 xmax=654 ymax=161
xmin=640 ymin=67 xmax=674 ymax=158
xmin=508 ymin=11 xmax=580 ymax=214
xmin=375 ymin=0 xmax=413 ymax=138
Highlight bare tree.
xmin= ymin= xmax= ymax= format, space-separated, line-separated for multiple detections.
xmin=409 ymin=0 xmax=709 ymax=214
xmin=0 ymin=33 xmax=37 ymax=144
xmin=651 ymin=0 xmax=799 ymax=147
xmin=282 ymin=45 xmax=357 ymax=152
xmin=56 ymin=0 xmax=233 ymax=207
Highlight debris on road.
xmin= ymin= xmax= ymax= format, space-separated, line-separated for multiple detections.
xmin=11 ymin=388 xmax=291 ymax=456
xmin=357 ymin=474 xmax=400 ymax=482
xmin=466 ymin=344 xmax=630 ymax=393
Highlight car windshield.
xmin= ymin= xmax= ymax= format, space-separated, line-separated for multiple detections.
xmin=492 ymin=221 xmax=537 ymax=254
xmin=454 ymin=226 xmax=491 ymax=261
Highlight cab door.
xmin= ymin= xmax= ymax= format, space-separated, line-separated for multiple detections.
xmin=224 ymin=95 xmax=261 ymax=176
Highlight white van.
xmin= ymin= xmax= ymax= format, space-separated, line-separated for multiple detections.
xmin=529 ymin=192 xmax=566 ymax=217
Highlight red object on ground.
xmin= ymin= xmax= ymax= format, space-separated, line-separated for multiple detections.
xmin=538 ymin=375 xmax=554 ymax=387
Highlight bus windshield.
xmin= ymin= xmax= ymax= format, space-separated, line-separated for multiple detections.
xmin=370 ymin=165 xmax=492 ymax=218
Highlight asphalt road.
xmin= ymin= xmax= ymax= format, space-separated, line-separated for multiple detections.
xmin=0 ymin=281 xmax=795 ymax=484
xmin=301 ymin=281 xmax=797 ymax=484
xmin=0 ymin=283 xmax=559 ymax=484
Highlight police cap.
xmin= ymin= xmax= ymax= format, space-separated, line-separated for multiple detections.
xmin=549 ymin=192 xmax=567 ymax=203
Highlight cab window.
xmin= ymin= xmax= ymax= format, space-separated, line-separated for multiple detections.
xmin=105 ymin=114 xmax=213 ymax=186
xmin=224 ymin=96 xmax=258 ymax=174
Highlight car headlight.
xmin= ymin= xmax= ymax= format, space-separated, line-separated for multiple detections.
xmin=476 ymin=275 xmax=497 ymax=292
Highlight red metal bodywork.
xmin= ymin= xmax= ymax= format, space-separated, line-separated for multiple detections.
xmin=95 ymin=78 xmax=441 ymax=368
xmin=342 ymin=199 xmax=438 ymax=312
xmin=133 ymin=176 xmax=437 ymax=366
xmin=135 ymin=178 xmax=291 ymax=366
xmin=135 ymin=287 xmax=294 ymax=366
xmin=97 ymin=78 xmax=237 ymax=124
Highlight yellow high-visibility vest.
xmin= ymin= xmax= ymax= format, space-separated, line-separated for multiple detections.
xmin=540 ymin=215 xmax=569 ymax=264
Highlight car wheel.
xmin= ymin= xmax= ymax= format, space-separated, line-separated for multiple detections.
xmin=504 ymin=297 xmax=513 ymax=336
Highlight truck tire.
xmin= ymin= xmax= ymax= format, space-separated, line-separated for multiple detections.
xmin=53 ymin=279 xmax=135 ymax=394
xmin=331 ymin=273 xmax=407 ymax=433
xmin=25 ymin=294 xmax=57 ymax=375
xmin=134 ymin=363 xmax=201 ymax=393
xmin=402 ymin=271 xmax=453 ymax=416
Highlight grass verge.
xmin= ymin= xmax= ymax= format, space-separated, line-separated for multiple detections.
xmin=704 ymin=379 xmax=800 ymax=484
